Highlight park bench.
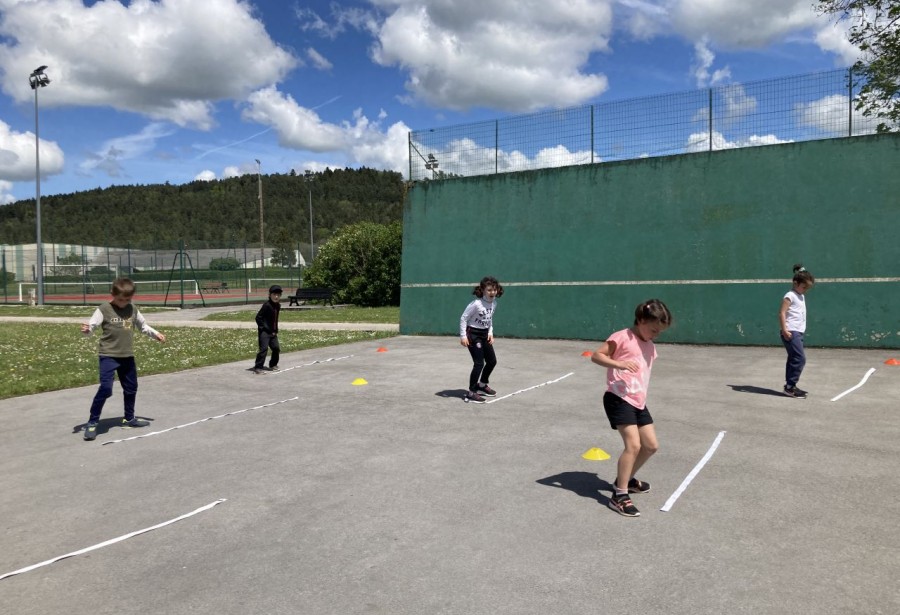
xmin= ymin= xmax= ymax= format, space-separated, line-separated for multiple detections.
xmin=288 ymin=287 xmax=334 ymax=307
xmin=201 ymin=281 xmax=228 ymax=293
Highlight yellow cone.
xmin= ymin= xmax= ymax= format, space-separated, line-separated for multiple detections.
xmin=351 ymin=378 xmax=368 ymax=386
xmin=582 ymin=447 xmax=610 ymax=461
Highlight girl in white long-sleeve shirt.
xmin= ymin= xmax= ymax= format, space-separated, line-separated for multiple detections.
xmin=459 ymin=276 xmax=504 ymax=403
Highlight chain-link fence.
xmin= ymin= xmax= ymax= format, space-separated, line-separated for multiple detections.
xmin=409 ymin=68 xmax=873 ymax=181
xmin=0 ymin=241 xmax=307 ymax=306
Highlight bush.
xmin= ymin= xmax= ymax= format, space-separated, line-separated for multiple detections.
xmin=210 ymin=257 xmax=241 ymax=271
xmin=303 ymin=221 xmax=401 ymax=307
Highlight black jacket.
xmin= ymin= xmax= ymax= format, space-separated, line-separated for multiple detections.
xmin=255 ymin=299 xmax=281 ymax=335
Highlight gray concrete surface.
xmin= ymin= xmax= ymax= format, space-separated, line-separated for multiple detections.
xmin=1 ymin=335 xmax=898 ymax=615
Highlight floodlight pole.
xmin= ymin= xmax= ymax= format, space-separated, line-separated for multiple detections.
xmin=30 ymin=66 xmax=50 ymax=305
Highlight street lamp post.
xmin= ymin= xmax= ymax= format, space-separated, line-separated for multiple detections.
xmin=30 ymin=66 xmax=50 ymax=305
xmin=256 ymin=159 xmax=264 ymax=273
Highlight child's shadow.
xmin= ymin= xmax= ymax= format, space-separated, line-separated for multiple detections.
xmin=536 ymin=471 xmax=613 ymax=505
xmin=727 ymin=384 xmax=785 ymax=397
xmin=435 ymin=389 xmax=469 ymax=401
xmin=72 ymin=416 xmax=154 ymax=437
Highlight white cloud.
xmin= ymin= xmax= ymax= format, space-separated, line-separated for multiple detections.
xmin=307 ymin=48 xmax=334 ymax=71
xmin=814 ymin=22 xmax=861 ymax=66
xmin=669 ymin=0 xmax=818 ymax=48
xmin=0 ymin=119 xmax=65 ymax=182
xmin=78 ymin=123 xmax=174 ymax=178
xmin=686 ymin=130 xmax=792 ymax=152
xmin=0 ymin=0 xmax=297 ymax=129
xmin=367 ymin=0 xmax=613 ymax=111
xmin=194 ymin=170 xmax=217 ymax=181
xmin=0 ymin=180 xmax=15 ymax=205
xmin=222 ymin=166 xmax=242 ymax=179
xmin=795 ymin=94 xmax=885 ymax=136
xmin=242 ymin=87 xmax=411 ymax=176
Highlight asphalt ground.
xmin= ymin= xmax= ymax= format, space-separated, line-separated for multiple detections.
xmin=1 ymin=333 xmax=898 ymax=615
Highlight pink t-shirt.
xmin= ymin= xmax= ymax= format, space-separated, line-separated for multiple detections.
xmin=605 ymin=327 xmax=658 ymax=410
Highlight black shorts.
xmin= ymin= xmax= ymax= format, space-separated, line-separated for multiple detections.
xmin=603 ymin=391 xmax=654 ymax=430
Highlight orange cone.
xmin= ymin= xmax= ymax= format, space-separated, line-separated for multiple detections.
xmin=582 ymin=351 xmax=592 ymax=357
xmin=885 ymin=358 xmax=900 ymax=366
xmin=377 ymin=347 xmax=388 ymax=353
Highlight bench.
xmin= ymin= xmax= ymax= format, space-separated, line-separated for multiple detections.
xmin=201 ymin=281 xmax=228 ymax=294
xmin=288 ymin=287 xmax=334 ymax=307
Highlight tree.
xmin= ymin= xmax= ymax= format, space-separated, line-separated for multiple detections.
xmin=303 ymin=221 xmax=402 ymax=307
xmin=818 ymin=0 xmax=900 ymax=132
xmin=270 ymin=229 xmax=297 ymax=268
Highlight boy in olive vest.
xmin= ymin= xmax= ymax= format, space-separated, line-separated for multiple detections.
xmin=80 ymin=278 xmax=166 ymax=441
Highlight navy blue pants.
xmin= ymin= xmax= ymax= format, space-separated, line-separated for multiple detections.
xmin=255 ymin=331 xmax=280 ymax=369
xmin=89 ymin=356 xmax=138 ymax=422
xmin=466 ymin=327 xmax=496 ymax=391
xmin=781 ymin=331 xmax=806 ymax=388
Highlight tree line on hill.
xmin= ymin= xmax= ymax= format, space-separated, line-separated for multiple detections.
xmin=0 ymin=167 xmax=406 ymax=248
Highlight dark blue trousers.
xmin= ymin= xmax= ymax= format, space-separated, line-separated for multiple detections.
xmin=89 ymin=356 xmax=138 ymax=422
xmin=781 ymin=331 xmax=806 ymax=388
xmin=255 ymin=331 xmax=280 ymax=369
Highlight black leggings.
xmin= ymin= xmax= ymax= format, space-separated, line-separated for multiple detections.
xmin=466 ymin=327 xmax=497 ymax=391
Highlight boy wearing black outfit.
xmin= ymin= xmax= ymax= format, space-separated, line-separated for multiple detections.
xmin=253 ymin=285 xmax=282 ymax=373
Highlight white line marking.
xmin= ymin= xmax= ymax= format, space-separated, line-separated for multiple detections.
xmin=485 ymin=372 xmax=574 ymax=404
xmin=660 ymin=431 xmax=726 ymax=512
xmin=402 ymin=277 xmax=900 ymax=288
xmin=269 ymin=354 xmax=354 ymax=374
xmin=0 ymin=499 xmax=226 ymax=581
xmin=102 ymin=397 xmax=299 ymax=445
xmin=830 ymin=368 xmax=877 ymax=402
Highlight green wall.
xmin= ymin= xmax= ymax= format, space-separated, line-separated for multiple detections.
xmin=400 ymin=135 xmax=900 ymax=348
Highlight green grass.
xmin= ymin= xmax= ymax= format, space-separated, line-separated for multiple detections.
xmin=0 ymin=322 xmax=396 ymax=399
xmin=0 ymin=304 xmax=176 ymax=317
xmin=203 ymin=305 xmax=400 ymax=324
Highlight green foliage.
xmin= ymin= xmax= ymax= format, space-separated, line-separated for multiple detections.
xmin=0 ymin=167 xmax=405 ymax=246
xmin=818 ymin=0 xmax=900 ymax=132
xmin=58 ymin=250 xmax=86 ymax=265
xmin=270 ymin=228 xmax=297 ymax=268
xmin=209 ymin=257 xmax=241 ymax=271
xmin=1 ymin=268 xmax=14 ymax=284
xmin=303 ymin=221 xmax=402 ymax=307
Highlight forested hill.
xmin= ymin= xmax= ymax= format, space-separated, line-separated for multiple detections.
xmin=0 ymin=167 xmax=405 ymax=247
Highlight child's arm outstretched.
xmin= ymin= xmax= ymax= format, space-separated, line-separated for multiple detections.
xmin=134 ymin=309 xmax=166 ymax=343
xmin=591 ymin=341 xmax=639 ymax=373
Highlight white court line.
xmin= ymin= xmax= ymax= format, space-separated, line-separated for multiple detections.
xmin=268 ymin=354 xmax=354 ymax=374
xmin=485 ymin=372 xmax=574 ymax=404
xmin=0 ymin=499 xmax=226 ymax=581
xmin=660 ymin=431 xmax=726 ymax=512
xmin=102 ymin=397 xmax=299 ymax=445
xmin=830 ymin=368 xmax=876 ymax=402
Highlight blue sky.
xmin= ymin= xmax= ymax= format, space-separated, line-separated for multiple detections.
xmin=0 ymin=0 xmax=860 ymax=204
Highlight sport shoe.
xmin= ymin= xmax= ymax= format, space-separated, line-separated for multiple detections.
xmin=83 ymin=422 xmax=98 ymax=441
xmin=477 ymin=383 xmax=497 ymax=397
xmin=615 ymin=477 xmax=651 ymax=494
xmin=464 ymin=391 xmax=486 ymax=404
xmin=122 ymin=417 xmax=150 ymax=428
xmin=609 ymin=493 xmax=640 ymax=517
xmin=252 ymin=367 xmax=267 ymax=374
xmin=268 ymin=366 xmax=280 ymax=372
xmin=783 ymin=386 xmax=808 ymax=399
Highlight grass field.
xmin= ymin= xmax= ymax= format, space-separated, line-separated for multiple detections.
xmin=0 ymin=304 xmax=176 ymax=317
xmin=203 ymin=305 xmax=400 ymax=324
xmin=0 ymin=322 xmax=396 ymax=399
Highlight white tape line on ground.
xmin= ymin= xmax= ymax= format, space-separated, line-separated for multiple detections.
xmin=830 ymin=367 xmax=876 ymax=402
xmin=0 ymin=499 xmax=226 ymax=581
xmin=660 ymin=431 xmax=726 ymax=513
xmin=102 ymin=397 xmax=299 ymax=445
xmin=269 ymin=354 xmax=354 ymax=374
xmin=485 ymin=372 xmax=574 ymax=404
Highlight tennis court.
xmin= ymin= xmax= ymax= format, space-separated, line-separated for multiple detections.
xmin=0 ymin=335 xmax=897 ymax=614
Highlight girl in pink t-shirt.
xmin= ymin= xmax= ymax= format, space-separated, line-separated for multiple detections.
xmin=591 ymin=299 xmax=672 ymax=517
